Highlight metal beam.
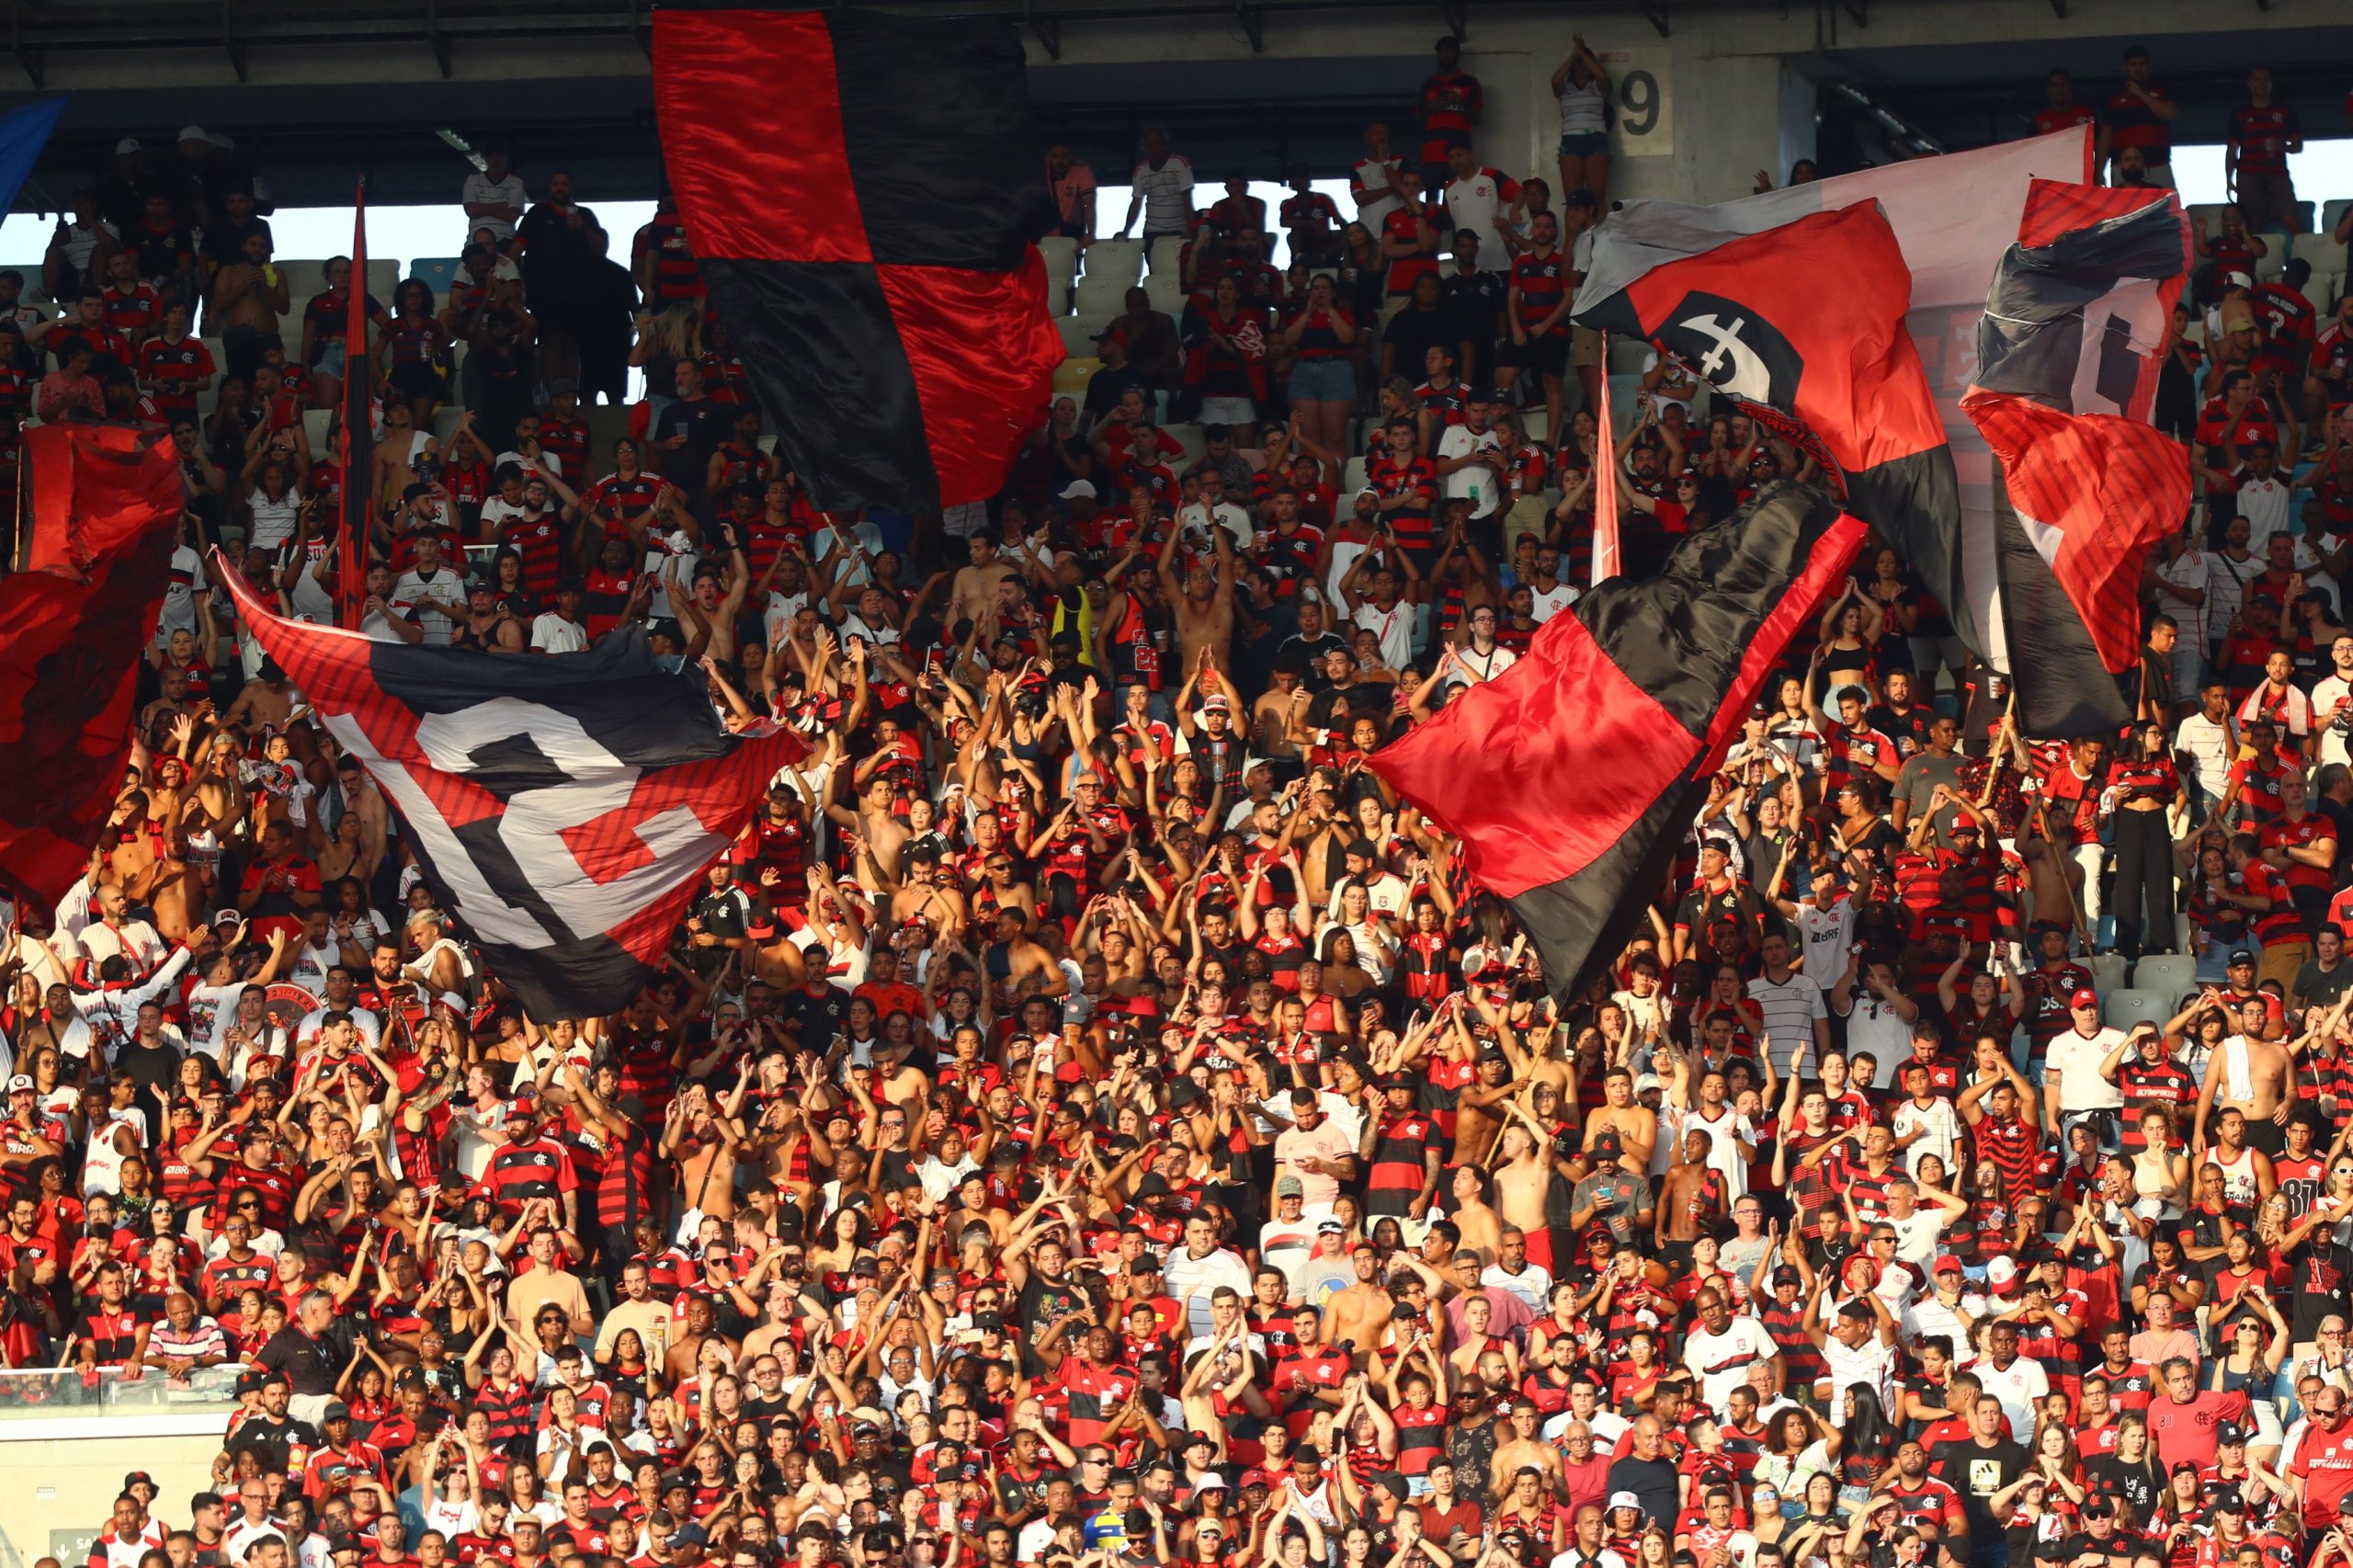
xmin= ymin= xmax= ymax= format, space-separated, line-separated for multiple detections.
xmin=1438 ymin=0 xmax=1466 ymax=40
xmin=1027 ymin=0 xmax=1061 ymax=57
xmin=1841 ymin=0 xmax=1866 ymax=25
xmin=10 ymin=1 xmax=41 ymax=87
xmin=1236 ymin=0 xmax=1262 ymax=51
xmin=427 ymin=0 xmax=453 ymax=75
xmin=222 ymin=0 xmax=248 ymax=82
xmin=1640 ymin=0 xmax=1668 ymax=35
xmin=2047 ymin=0 xmax=2064 ymax=15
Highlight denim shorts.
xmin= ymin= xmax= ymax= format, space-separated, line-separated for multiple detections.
xmin=1559 ymin=131 xmax=1610 ymax=157
xmin=1289 ymin=358 xmax=1355 ymax=402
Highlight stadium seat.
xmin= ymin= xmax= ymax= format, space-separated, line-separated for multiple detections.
xmin=366 ymin=259 xmax=401 ymax=300
xmin=2088 ymin=952 xmax=2128 ymax=995
xmin=198 ymin=337 xmax=225 ymax=415
xmin=408 ymin=257 xmax=464 ymax=300
xmin=276 ymin=260 xmax=332 ymax=297
xmin=2301 ymin=269 xmax=2338 ymax=317
xmin=1072 ymin=273 xmax=1131 ymax=320
xmin=1083 ymin=239 xmax=1144 ymax=290
xmin=1163 ymin=423 xmax=1206 ymax=467
xmin=2323 ymin=199 xmax=2350 ymax=238
xmin=1520 ymin=411 xmax=1550 ymax=444
xmin=2185 ymin=205 xmax=2229 ymax=242
xmin=433 ymin=406 xmax=465 ymax=443
xmin=1055 ymin=316 xmax=1106 ymax=357
xmin=1342 ymin=455 xmax=1368 ymax=494
xmin=301 ymin=406 xmax=332 ymax=450
xmin=2131 ymin=953 xmax=2196 ymax=1000
xmin=1052 ymin=357 xmax=1102 ymax=397
xmin=2102 ymin=988 xmax=2171 ymax=1031
xmin=2254 ymin=245 xmax=2284 ymax=283
xmin=1146 ymin=236 xmax=1185 ymax=276
xmin=1037 ymin=237 xmax=1079 ymax=311
xmin=1142 ymin=270 xmax=1185 ymax=315
xmin=2291 ymin=232 xmax=2341 ymax=272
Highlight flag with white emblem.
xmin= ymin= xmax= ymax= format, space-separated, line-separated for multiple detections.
xmin=214 ymin=553 xmax=805 ymax=1017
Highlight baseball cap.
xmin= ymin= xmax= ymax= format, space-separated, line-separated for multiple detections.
xmin=1275 ymin=1175 xmax=1304 ymax=1199
xmin=666 ymin=1523 xmax=710 ymax=1552
xmin=2229 ymin=949 xmax=2255 ymax=965
xmin=2216 ymin=1421 xmax=2246 ymax=1446
xmin=1058 ymin=481 xmax=1097 ymax=500
xmin=1933 ymin=1256 xmax=1964 ymax=1276
xmin=2080 ymin=1499 xmax=2114 ymax=1520
xmin=1986 ymin=1256 xmax=2020 ymax=1295
xmin=1590 ymin=1129 xmax=1623 ymax=1159
xmin=1316 ymin=1217 xmax=1346 ymax=1234
xmin=1608 ymin=1492 xmax=1641 ymax=1512
xmin=116 ymin=137 xmax=142 ymax=154
xmin=2069 ymin=987 xmax=2098 ymax=1008
xmin=1201 ymin=694 xmax=1232 ymax=714
xmin=6 ymin=1075 xmax=30 ymax=1094
xmin=1770 ymin=1265 xmax=1802 ymax=1287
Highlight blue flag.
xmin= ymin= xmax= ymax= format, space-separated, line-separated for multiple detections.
xmin=0 ymin=97 xmax=65 ymax=218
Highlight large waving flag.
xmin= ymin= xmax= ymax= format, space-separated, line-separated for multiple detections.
xmin=0 ymin=424 xmax=181 ymax=903
xmin=1372 ymin=482 xmax=1865 ymax=1000
xmin=1573 ymin=127 xmax=2095 ymax=665
xmin=1963 ymin=181 xmax=2191 ymax=737
xmin=653 ymin=5 xmax=1063 ymax=514
xmin=1573 ymin=201 xmax=1959 ymax=608
xmin=215 ymin=560 xmax=805 ymax=1017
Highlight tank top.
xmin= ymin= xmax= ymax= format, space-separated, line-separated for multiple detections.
xmin=1559 ymin=76 xmax=1608 ymax=137
xmin=2216 ymin=1145 xmax=2260 ymax=1209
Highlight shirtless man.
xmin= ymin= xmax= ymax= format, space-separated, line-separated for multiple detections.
xmin=1582 ymin=1067 xmax=1655 ymax=1172
xmin=949 ymin=533 xmax=1023 ymax=625
xmin=1484 ymin=1402 xmax=1564 ymax=1499
xmin=982 ymin=905 xmax=1066 ymax=1007
xmin=1319 ymin=1242 xmax=1395 ymax=1364
xmin=663 ymin=1079 xmax=747 ymax=1225
xmin=827 ymin=773 xmax=911 ymax=884
xmin=1446 ymin=1165 xmax=1505 ymax=1264
xmin=1486 ymin=1111 xmax=1562 ymax=1271
xmin=1156 ymin=508 xmax=1237 ymax=674
xmin=1452 ymin=1043 xmax=1518 ymax=1166
xmin=2193 ymin=1001 xmax=2295 ymax=1159
xmin=1654 ymin=1129 xmax=1725 ymax=1261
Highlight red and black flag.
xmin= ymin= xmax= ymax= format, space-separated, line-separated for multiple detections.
xmin=0 ymin=424 xmax=182 ymax=902
xmin=653 ymin=4 xmax=1063 ymax=515
xmin=1370 ymin=482 xmax=1865 ymax=1000
xmin=1571 ymin=202 xmax=1961 ymax=634
xmin=215 ymin=559 xmax=806 ymax=1018
xmin=1961 ymin=180 xmax=2191 ymax=737
xmin=340 ymin=184 xmax=374 ymax=629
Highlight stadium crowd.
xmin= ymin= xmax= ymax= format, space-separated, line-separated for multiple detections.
xmin=10 ymin=35 xmax=2353 ymax=1568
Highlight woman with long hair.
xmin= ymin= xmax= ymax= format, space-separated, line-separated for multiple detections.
xmin=1549 ymin=37 xmax=1612 ymax=206
xmin=2209 ymin=1292 xmax=2290 ymax=1460
xmin=1826 ymin=1383 xmax=1894 ymax=1508
xmin=1752 ymin=1406 xmax=1824 ymax=1500
xmin=2104 ymin=719 xmax=2187 ymax=960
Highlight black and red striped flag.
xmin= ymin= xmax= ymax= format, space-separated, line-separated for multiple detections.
xmin=340 ymin=184 xmax=374 ymax=629
xmin=1961 ymin=179 xmax=2190 ymax=738
xmin=652 ymin=5 xmax=1063 ymax=514
xmin=1573 ymin=201 xmax=1961 ymax=617
xmin=1371 ymin=482 xmax=1866 ymax=1000
xmin=0 ymin=424 xmax=182 ymax=902
xmin=214 ymin=558 xmax=805 ymax=1017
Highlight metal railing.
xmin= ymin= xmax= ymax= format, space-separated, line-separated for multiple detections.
xmin=0 ymin=1361 xmax=242 ymax=1416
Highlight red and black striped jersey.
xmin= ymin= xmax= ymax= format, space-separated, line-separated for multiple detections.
xmin=1510 ymin=250 xmax=1570 ymax=334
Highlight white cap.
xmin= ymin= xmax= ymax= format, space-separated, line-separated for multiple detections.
xmin=1985 ymin=1255 xmax=2018 ymax=1287
xmin=1632 ymin=1073 xmax=1665 ymax=1094
xmin=1058 ymin=480 xmax=1097 ymax=500
xmin=178 ymin=124 xmax=210 ymax=143
xmin=1608 ymin=1492 xmax=1641 ymax=1512
xmin=115 ymin=137 xmax=142 ymax=155
xmin=2222 ymin=270 xmax=2252 ymax=290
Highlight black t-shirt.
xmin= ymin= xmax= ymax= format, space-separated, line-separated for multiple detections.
xmin=2082 ymin=1453 xmax=2163 ymax=1521
xmin=1604 ymin=1453 xmax=1678 ymax=1529
xmin=1439 ymin=270 xmax=1506 ymax=351
xmin=654 ymin=396 xmax=732 ymax=497
xmin=1929 ymin=1437 xmax=2030 ymax=1534
xmin=779 ymin=984 xmax=847 ymax=1049
xmin=1383 ymin=305 xmax=1456 ymax=375
xmin=2288 ymin=1240 xmax=2353 ymax=1344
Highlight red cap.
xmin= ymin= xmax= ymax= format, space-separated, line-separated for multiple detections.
xmin=2069 ymin=987 xmax=2099 ymax=1008
xmin=1933 ymin=1255 xmax=1964 ymax=1275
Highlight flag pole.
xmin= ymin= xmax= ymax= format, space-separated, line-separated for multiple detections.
xmin=340 ymin=180 xmax=372 ymax=631
xmin=1589 ymin=333 xmax=1619 ymax=589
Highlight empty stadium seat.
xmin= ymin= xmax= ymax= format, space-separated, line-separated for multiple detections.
xmin=366 ymin=259 xmax=401 ymax=300
xmin=2131 ymin=953 xmax=2196 ymax=1001
xmin=433 ymin=406 xmax=465 ymax=443
xmin=301 ymin=406 xmax=332 ymax=450
xmin=1037 ymin=237 xmax=1079 ymax=312
xmin=1147 ymin=236 xmax=1184 ymax=276
xmin=1051 ymin=357 xmax=1103 ymax=397
xmin=2088 ymin=952 xmax=2128 ymax=995
xmin=1162 ymin=423 xmax=1206 ymax=468
xmin=1072 ymin=273 xmax=1131 ymax=320
xmin=1055 ymin=316 xmax=1106 ymax=357
xmin=1083 ymin=239 xmax=1144 ymax=289
xmin=2102 ymin=988 xmax=2171 ymax=1030
xmin=2254 ymin=244 xmax=2285 ymax=282
xmin=1141 ymin=270 xmax=1185 ymax=314
xmin=408 ymin=257 xmax=464 ymax=300
xmin=275 ymin=260 xmax=332 ymax=297
xmin=2291 ymin=232 xmax=2341 ymax=271
xmin=2185 ymin=204 xmax=2228 ymax=242
xmin=1342 ymin=455 xmax=1368 ymax=494
xmin=2323 ymin=199 xmax=2350 ymax=238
